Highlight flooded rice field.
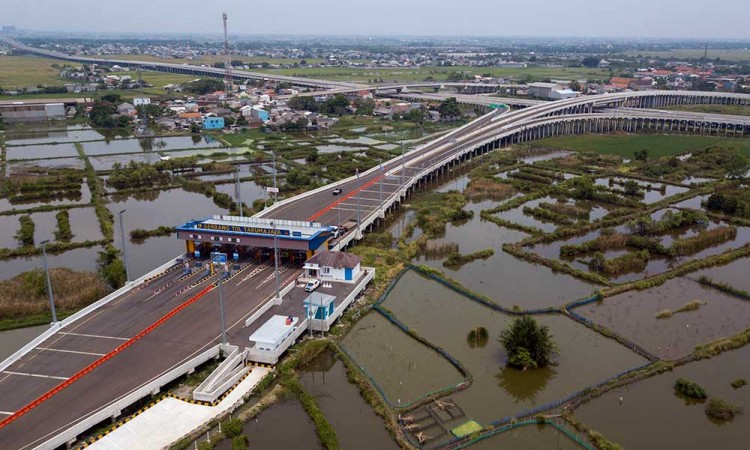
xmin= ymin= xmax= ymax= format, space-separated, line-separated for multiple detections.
xmin=7 ymin=158 xmax=86 ymax=174
xmin=469 ymin=422 xmax=586 ymax=450
xmin=300 ymin=350 xmax=400 ymax=450
xmin=575 ymin=344 xmax=750 ymax=450
xmin=81 ymin=136 xmax=222 ymax=156
xmin=593 ymin=176 xmax=689 ymax=204
xmin=413 ymin=200 xmax=597 ymax=309
xmin=574 ymin=276 xmax=750 ymax=359
xmin=6 ymin=143 xmax=80 ymax=160
xmin=341 ymin=313 xmax=465 ymax=407
xmin=0 ymin=207 xmax=102 ymax=249
xmin=213 ymin=400 xmax=322 ymax=450
xmin=380 ymin=270 xmax=647 ymax=424
xmin=691 ymin=257 xmax=750 ymax=292
xmin=4 ymin=125 xmax=129 ymax=146
xmin=0 ymin=245 xmax=103 ymax=282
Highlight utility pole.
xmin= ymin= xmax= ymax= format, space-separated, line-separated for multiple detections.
xmin=272 ymin=150 xmax=278 ymax=203
xmin=401 ymin=142 xmax=405 ymax=189
xmin=378 ymin=159 xmax=383 ymax=214
xmin=40 ymin=240 xmax=58 ymax=323
xmin=271 ymin=221 xmax=280 ymax=302
xmin=118 ymin=210 xmax=131 ymax=283
xmin=235 ymin=166 xmax=243 ymax=218
xmin=356 ymin=168 xmax=361 ymax=236
xmin=217 ymin=264 xmax=227 ymax=346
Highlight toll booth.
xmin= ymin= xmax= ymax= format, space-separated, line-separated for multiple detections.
xmin=176 ymin=216 xmax=335 ymax=263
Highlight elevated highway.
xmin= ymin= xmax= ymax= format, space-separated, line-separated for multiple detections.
xmin=0 ymin=37 xmax=366 ymax=90
xmin=0 ymin=49 xmax=749 ymax=448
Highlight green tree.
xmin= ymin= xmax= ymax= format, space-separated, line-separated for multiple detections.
xmin=674 ymin=378 xmax=707 ymax=399
xmin=288 ymin=95 xmax=320 ymax=112
xmin=725 ymin=153 xmax=749 ymax=179
xmin=98 ymin=246 xmax=126 ymax=289
xmin=321 ymin=94 xmax=351 ymax=115
xmin=184 ymin=78 xmax=225 ymax=94
xmin=499 ymin=316 xmax=557 ymax=370
xmin=571 ymin=176 xmax=596 ymax=200
xmin=353 ymin=97 xmax=376 ymax=115
xmin=438 ymin=97 xmax=462 ymax=121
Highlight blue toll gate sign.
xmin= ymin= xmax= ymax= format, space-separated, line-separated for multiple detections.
xmin=211 ymin=252 xmax=228 ymax=264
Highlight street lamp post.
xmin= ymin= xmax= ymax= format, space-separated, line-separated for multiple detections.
xmin=118 ymin=209 xmax=131 ymax=283
xmin=378 ymin=159 xmax=383 ymax=214
xmin=40 ymin=240 xmax=58 ymax=323
xmin=271 ymin=151 xmax=278 ymax=203
xmin=217 ymin=263 xmax=227 ymax=346
xmin=235 ymin=166 xmax=243 ymax=218
xmin=271 ymin=221 xmax=280 ymax=302
xmin=356 ymin=168 xmax=361 ymax=236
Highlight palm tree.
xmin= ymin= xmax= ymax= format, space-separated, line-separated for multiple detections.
xmin=499 ymin=316 xmax=558 ymax=370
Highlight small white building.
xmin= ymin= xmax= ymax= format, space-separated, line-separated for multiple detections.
xmin=527 ymin=82 xmax=561 ymax=99
xmin=304 ymin=251 xmax=361 ymax=283
xmin=133 ymin=97 xmax=151 ymax=106
xmin=549 ymin=89 xmax=579 ymax=100
xmin=248 ymin=315 xmax=299 ymax=352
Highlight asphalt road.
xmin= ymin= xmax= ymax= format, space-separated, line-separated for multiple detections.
xmin=0 ymin=259 xmax=300 ymax=449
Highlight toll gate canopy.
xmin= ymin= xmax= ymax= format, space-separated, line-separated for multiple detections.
xmin=176 ymin=215 xmax=334 ymax=256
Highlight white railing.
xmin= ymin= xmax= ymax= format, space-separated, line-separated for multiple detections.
xmin=309 ymin=268 xmax=375 ymax=332
xmin=35 ymin=345 xmax=221 ymax=450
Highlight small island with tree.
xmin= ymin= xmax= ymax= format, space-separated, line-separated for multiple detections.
xmin=499 ymin=316 xmax=558 ymax=370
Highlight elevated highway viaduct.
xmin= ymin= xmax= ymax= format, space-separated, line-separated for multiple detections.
xmin=0 ymin=74 xmax=748 ymax=448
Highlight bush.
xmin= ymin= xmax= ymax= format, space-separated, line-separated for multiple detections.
xmin=499 ymin=316 xmax=557 ymax=370
xmin=97 ymin=246 xmax=126 ymax=288
xmin=15 ymin=215 xmax=35 ymax=247
xmin=705 ymin=398 xmax=742 ymax=421
xmin=231 ymin=435 xmax=249 ymax=450
xmin=222 ymin=418 xmax=243 ymax=438
xmin=54 ymin=210 xmax=74 ymax=242
xmin=674 ymin=378 xmax=707 ymax=399
xmin=730 ymin=378 xmax=747 ymax=389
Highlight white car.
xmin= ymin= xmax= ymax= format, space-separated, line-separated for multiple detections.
xmin=304 ymin=280 xmax=321 ymax=292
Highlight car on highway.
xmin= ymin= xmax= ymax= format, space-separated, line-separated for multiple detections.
xmin=332 ymin=188 xmax=342 ymax=195
xmin=304 ymin=279 xmax=321 ymax=292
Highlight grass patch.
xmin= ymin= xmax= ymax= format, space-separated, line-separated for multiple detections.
xmin=705 ymin=398 xmax=743 ymax=422
xmin=0 ymin=268 xmax=108 ymax=326
xmin=674 ymin=378 xmax=707 ymax=399
xmin=695 ymin=275 xmax=750 ymax=300
xmin=730 ymin=378 xmax=747 ymax=389
xmin=443 ymin=248 xmax=494 ymax=268
xmin=535 ymin=134 xmax=750 ymax=158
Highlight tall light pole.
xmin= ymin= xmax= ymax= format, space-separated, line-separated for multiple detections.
xmin=235 ymin=166 xmax=243 ymax=218
xmin=356 ymin=168 xmax=361 ymax=235
xmin=216 ymin=260 xmax=227 ymax=346
xmin=401 ymin=142 xmax=405 ymax=189
xmin=271 ymin=150 xmax=278 ymax=203
xmin=378 ymin=159 xmax=383 ymax=214
xmin=271 ymin=221 xmax=280 ymax=302
xmin=40 ymin=240 xmax=58 ymax=323
xmin=118 ymin=209 xmax=131 ymax=283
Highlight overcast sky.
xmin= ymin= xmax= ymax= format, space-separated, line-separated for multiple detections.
xmin=4 ymin=0 xmax=750 ymax=39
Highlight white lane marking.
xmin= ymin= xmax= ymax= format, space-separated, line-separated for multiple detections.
xmin=59 ymin=332 xmax=129 ymax=341
xmin=3 ymin=371 xmax=69 ymax=381
xmin=37 ymin=348 xmax=105 ymax=357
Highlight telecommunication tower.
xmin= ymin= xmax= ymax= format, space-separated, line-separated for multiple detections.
xmin=222 ymin=13 xmax=232 ymax=93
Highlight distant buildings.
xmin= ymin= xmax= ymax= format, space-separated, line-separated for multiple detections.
xmin=527 ymin=82 xmax=561 ymax=99
xmin=202 ymin=116 xmax=225 ymax=130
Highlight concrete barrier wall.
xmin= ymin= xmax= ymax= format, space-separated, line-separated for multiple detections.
xmin=36 ymin=345 xmax=220 ymax=450
xmin=0 ymin=254 xmax=185 ymax=374
xmin=243 ymin=279 xmax=296 ymax=327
